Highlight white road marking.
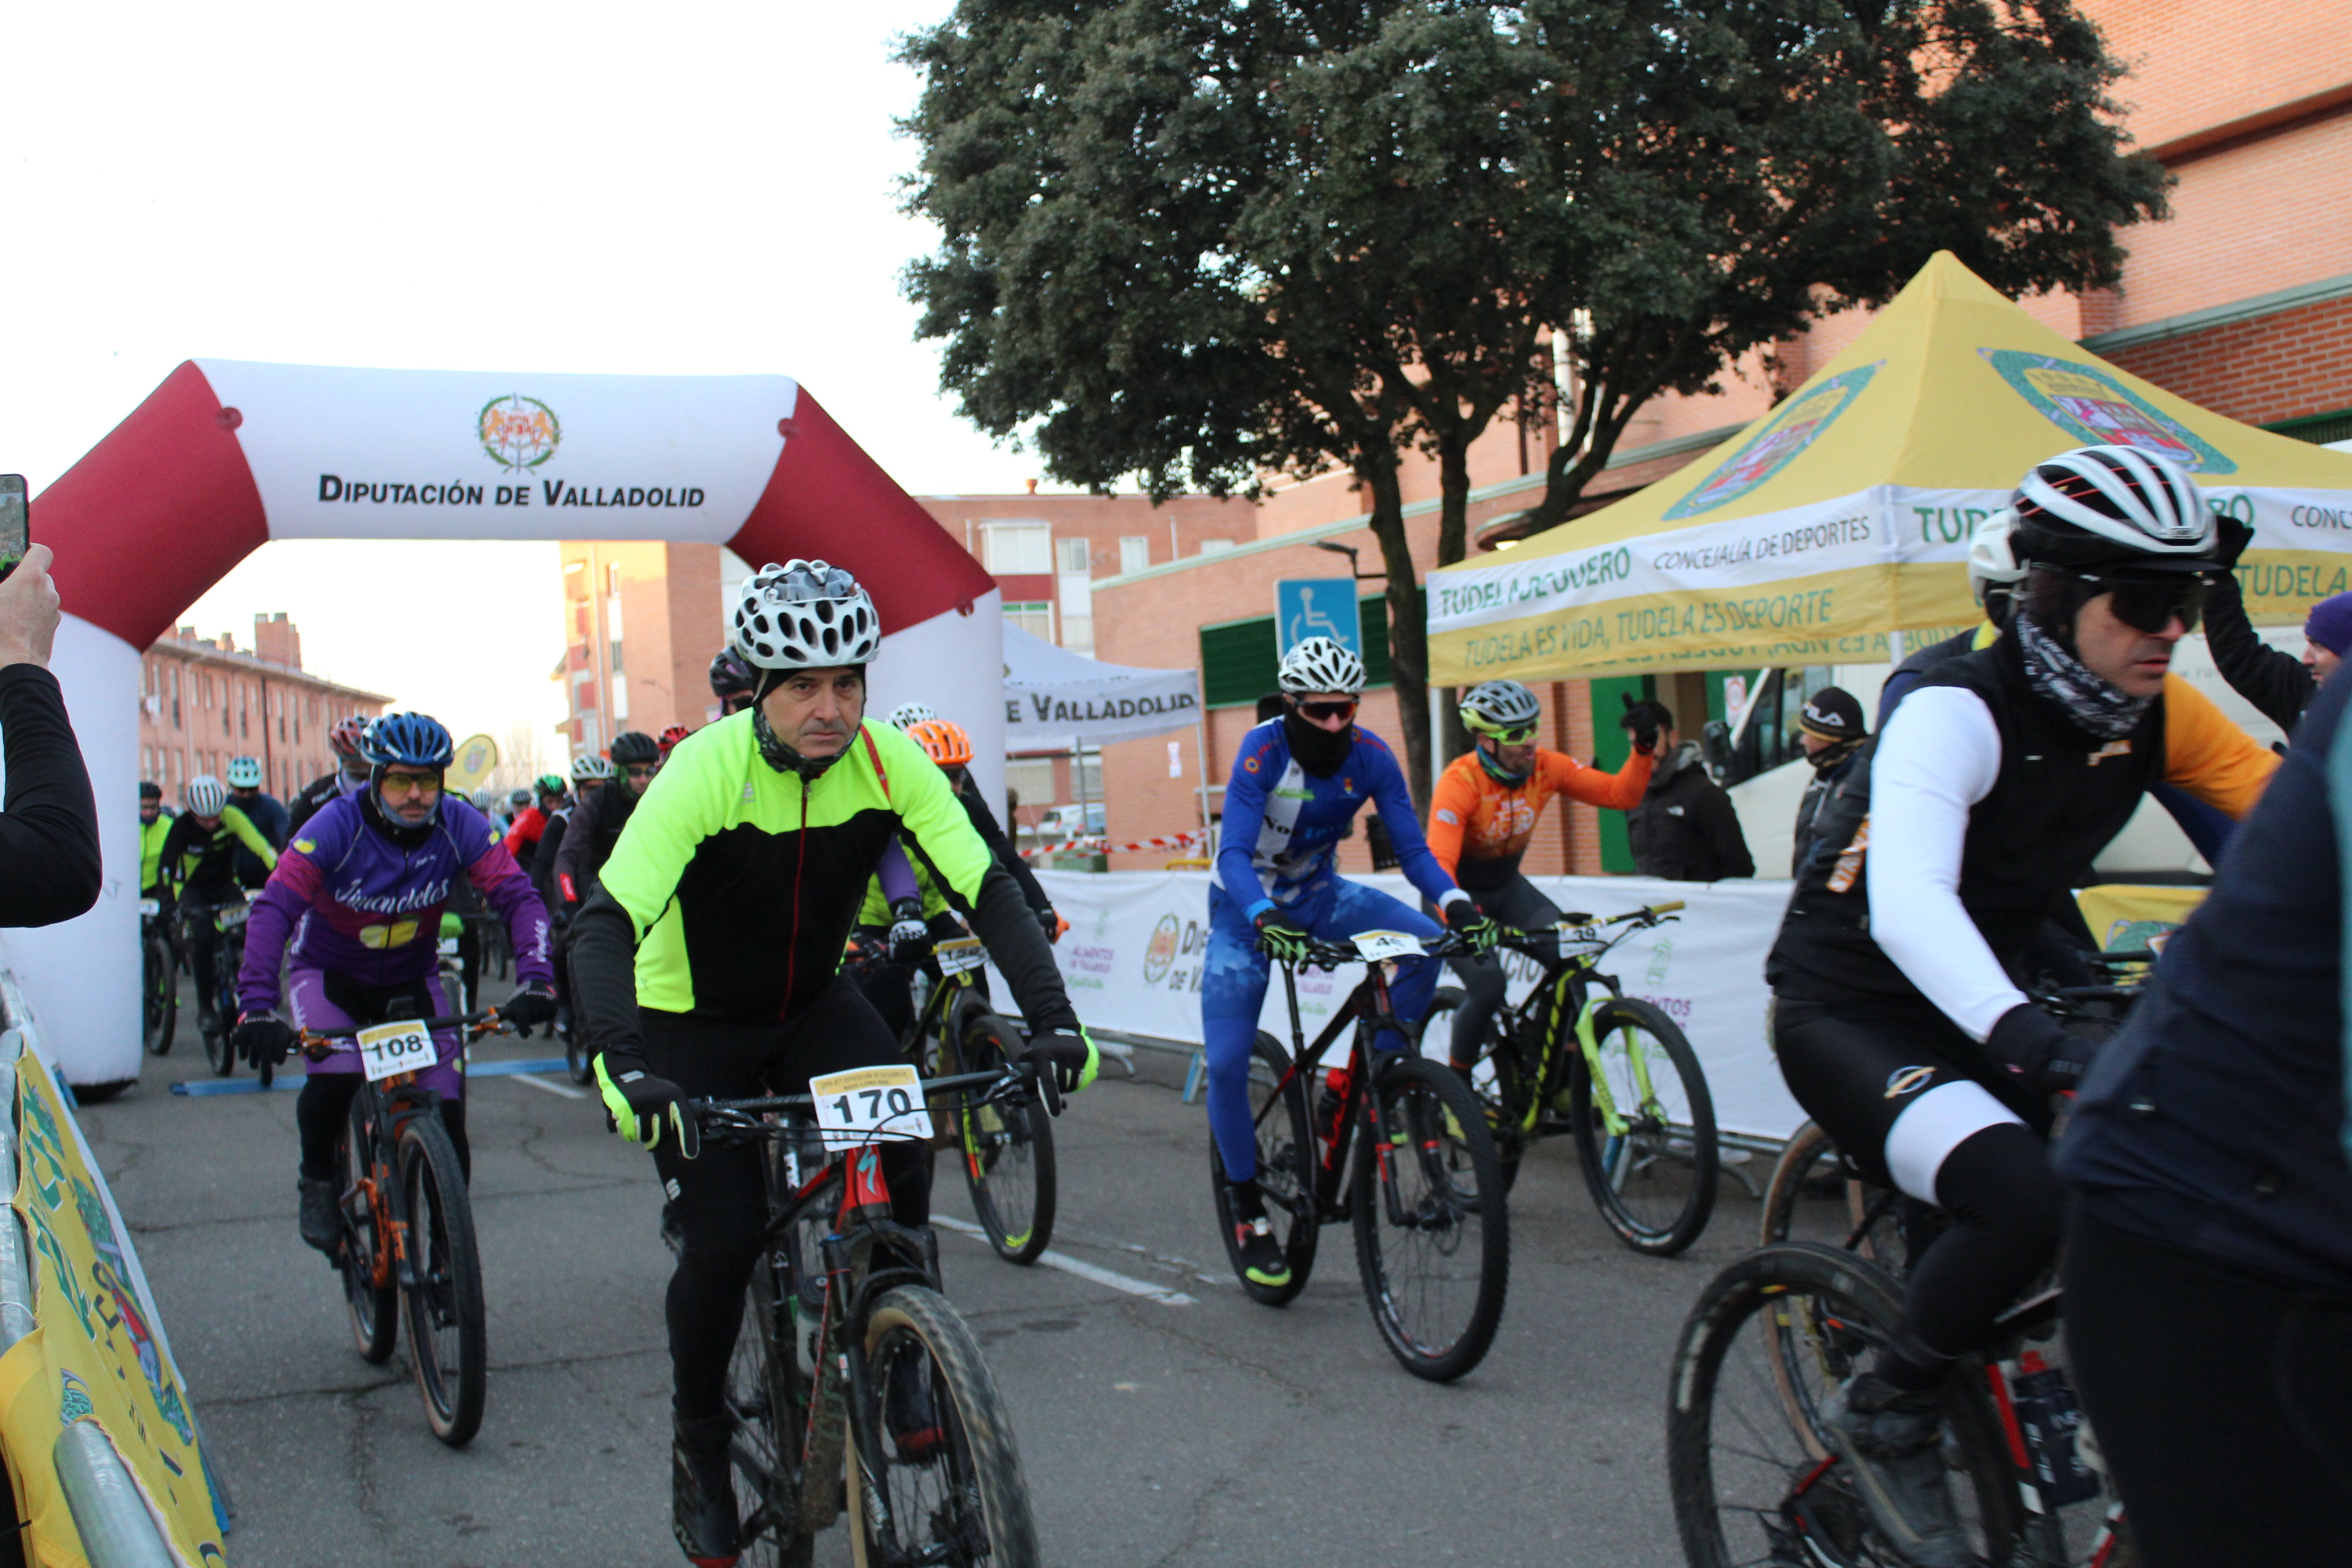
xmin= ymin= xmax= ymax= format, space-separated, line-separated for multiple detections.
xmin=510 ymin=1073 xmax=588 ymax=1101
xmin=930 ymin=1216 xmax=1196 ymax=1306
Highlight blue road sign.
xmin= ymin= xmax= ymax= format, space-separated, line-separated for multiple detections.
xmin=1276 ymin=579 xmax=1362 ymax=659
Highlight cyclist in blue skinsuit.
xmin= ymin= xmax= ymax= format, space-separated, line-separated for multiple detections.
xmin=230 ymin=713 xmax=559 ymax=1254
xmin=1205 ymin=637 xmax=1498 ymax=1286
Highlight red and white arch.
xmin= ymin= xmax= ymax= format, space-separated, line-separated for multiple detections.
xmin=27 ymin=360 xmax=1000 ymax=1085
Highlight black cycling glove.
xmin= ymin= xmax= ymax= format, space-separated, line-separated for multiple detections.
xmin=502 ymin=984 xmax=558 ymax=1031
xmin=595 ymin=1055 xmax=700 ymax=1158
xmin=1253 ymin=907 xmax=1313 ymax=965
xmin=887 ymin=898 xmax=933 ymax=965
xmin=233 ymin=1013 xmax=295 ymax=1070
xmin=1985 ymin=1003 xmax=2099 ymax=1095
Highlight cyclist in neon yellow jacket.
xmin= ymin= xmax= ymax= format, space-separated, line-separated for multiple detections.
xmin=156 ymin=774 xmax=277 ymax=1035
xmin=138 ymin=782 xmax=176 ymax=897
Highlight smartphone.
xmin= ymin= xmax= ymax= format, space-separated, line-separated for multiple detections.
xmin=0 ymin=476 xmax=25 ymax=584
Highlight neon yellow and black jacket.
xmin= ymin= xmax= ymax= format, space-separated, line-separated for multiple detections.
xmin=156 ymin=803 xmax=277 ymax=901
xmin=139 ymin=809 xmax=176 ymax=894
xmin=572 ymin=711 xmax=1077 ymax=1059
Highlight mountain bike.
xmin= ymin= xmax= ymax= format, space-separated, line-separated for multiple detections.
xmin=140 ymin=896 xmax=177 ymax=1056
xmin=296 ymin=1004 xmax=514 ymax=1447
xmin=1211 ymin=929 xmax=1510 ymax=1382
xmin=849 ymin=930 xmax=1056 ymax=1265
xmin=198 ymin=891 xmax=259 ymax=1078
xmin=1422 ymin=902 xmax=1718 ymax=1255
xmin=1677 ymin=963 xmax=2154 ymax=1567
xmin=697 ymin=1061 xmax=1049 ymax=1567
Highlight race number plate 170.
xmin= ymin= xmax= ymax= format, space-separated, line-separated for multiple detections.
xmin=354 ymin=1019 xmax=438 ymax=1083
xmin=808 ymin=1064 xmax=935 ymax=1153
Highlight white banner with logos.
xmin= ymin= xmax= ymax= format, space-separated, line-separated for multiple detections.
xmin=1019 ymin=870 xmax=1805 ymax=1141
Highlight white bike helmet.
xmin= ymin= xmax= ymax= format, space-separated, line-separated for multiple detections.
xmin=1460 ymin=680 xmax=1542 ymax=737
xmin=2012 ymin=446 xmax=2215 ymax=574
xmin=731 ymin=559 xmax=882 ymax=670
xmin=572 ymin=754 xmax=616 ymax=783
xmin=887 ymin=702 xmax=939 ymax=731
xmin=1967 ymin=509 xmax=2026 ymax=607
xmin=1278 ymin=636 xmax=1367 ymax=695
xmin=185 ymin=775 xmax=228 ymax=817
xmin=225 ymin=755 xmax=264 ymax=789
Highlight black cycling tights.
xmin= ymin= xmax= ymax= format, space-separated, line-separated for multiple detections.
xmin=1882 ymin=1122 xmax=2062 ymax=1386
xmin=295 ymin=1074 xmax=470 ymax=1184
xmin=2066 ymin=1206 xmax=2352 ymax=1567
xmin=643 ymin=976 xmax=932 ymax=1423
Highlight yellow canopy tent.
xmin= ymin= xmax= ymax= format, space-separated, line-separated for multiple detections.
xmin=1428 ymin=251 xmax=2352 ymax=684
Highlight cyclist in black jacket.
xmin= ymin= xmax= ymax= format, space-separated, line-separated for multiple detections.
xmin=2202 ymin=516 xmax=2345 ymax=736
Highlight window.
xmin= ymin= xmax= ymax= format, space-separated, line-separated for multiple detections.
xmin=608 ymin=563 xmax=622 ymax=596
xmin=1056 ymin=538 xmax=1094 ymax=655
xmin=982 ymin=523 xmax=1053 ymax=575
xmin=610 ymin=639 xmax=625 ymax=673
xmin=564 ymin=559 xmax=587 ymax=599
xmin=1055 ymin=537 xmax=1091 ymax=574
xmin=1197 ymin=539 xmax=1235 ymax=555
xmin=1003 ymin=602 xmax=1055 ymax=642
xmin=612 ymin=674 xmax=629 ymax=722
xmin=1118 ymin=536 xmax=1151 ymax=575
xmin=606 ymin=594 xmax=624 ymax=641
xmin=1004 ymin=760 xmax=1055 ymax=808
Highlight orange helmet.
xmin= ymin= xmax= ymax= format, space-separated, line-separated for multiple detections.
xmin=906 ymin=719 xmax=973 ymax=769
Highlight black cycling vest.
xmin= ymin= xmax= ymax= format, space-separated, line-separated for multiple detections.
xmin=1767 ymin=634 xmax=2163 ymax=1009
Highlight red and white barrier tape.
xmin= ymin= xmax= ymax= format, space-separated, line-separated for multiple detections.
xmin=1020 ymin=831 xmax=1205 ymax=859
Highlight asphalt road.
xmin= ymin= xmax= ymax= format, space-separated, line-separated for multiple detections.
xmin=84 ymin=965 xmax=1784 ymax=1567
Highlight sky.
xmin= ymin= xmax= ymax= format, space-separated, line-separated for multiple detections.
xmin=6 ymin=1 xmax=1056 ymax=751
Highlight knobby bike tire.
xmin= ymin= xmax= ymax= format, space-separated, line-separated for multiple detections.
xmin=203 ymin=943 xmax=236 ymax=1077
xmin=398 ymin=1111 xmax=487 ymax=1446
xmin=1351 ymin=1053 xmax=1510 ymax=1383
xmin=846 ymin=1285 xmax=1040 ymax=1568
xmin=142 ymin=933 xmax=176 ymax=1056
xmin=725 ymin=1246 xmax=814 ymax=1568
xmin=1667 ymin=1242 xmax=2023 ymax=1568
xmin=1570 ymin=996 xmax=1717 ymax=1256
xmin=339 ymin=1098 xmax=398 ymax=1365
xmin=1208 ymin=1031 xmax=1319 ymax=1305
xmin=1759 ymin=1119 xmax=1909 ymax=1274
xmin=951 ymin=997 xmax=1056 ymax=1265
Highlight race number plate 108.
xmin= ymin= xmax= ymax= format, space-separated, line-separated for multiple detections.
xmin=808 ymin=1063 xmax=935 ymax=1153
xmin=355 ymin=1019 xmax=438 ymax=1083
xmin=934 ymin=936 xmax=986 ymax=975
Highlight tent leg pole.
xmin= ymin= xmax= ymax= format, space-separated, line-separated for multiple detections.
xmin=1429 ymin=683 xmax=1444 ymax=800
xmin=1194 ymin=717 xmax=1211 ymax=834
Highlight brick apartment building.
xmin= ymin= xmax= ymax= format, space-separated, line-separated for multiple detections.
xmin=1087 ymin=0 xmax=2352 ymax=874
xmin=140 ymin=615 xmax=391 ymax=805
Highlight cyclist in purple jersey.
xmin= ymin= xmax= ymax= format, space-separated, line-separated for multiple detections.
xmin=232 ymin=712 xmax=557 ymax=1254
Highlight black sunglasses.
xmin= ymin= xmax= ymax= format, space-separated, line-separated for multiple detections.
xmin=2080 ymin=573 xmax=2209 ymax=635
xmin=1294 ymin=698 xmax=1358 ymax=723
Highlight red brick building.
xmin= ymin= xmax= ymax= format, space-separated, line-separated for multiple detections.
xmin=1088 ymin=0 xmax=2352 ymax=872
xmin=139 ymin=616 xmax=391 ymax=804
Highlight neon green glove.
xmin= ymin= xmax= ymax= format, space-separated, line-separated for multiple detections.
xmin=594 ymin=1054 xmax=699 ymax=1157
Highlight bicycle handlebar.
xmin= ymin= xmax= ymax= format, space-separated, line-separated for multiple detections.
xmin=294 ymin=1008 xmax=516 ymax=1049
xmin=688 ymin=1062 xmax=1043 ymax=1132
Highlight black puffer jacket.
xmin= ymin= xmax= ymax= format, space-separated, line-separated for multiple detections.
xmin=1627 ymin=742 xmax=1754 ymax=882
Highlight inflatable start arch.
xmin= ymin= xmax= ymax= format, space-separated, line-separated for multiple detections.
xmin=25 ymin=360 xmax=1003 ymax=1085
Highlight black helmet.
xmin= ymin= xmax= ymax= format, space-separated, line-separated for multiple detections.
xmin=709 ymin=648 xmax=756 ymax=700
xmin=610 ymin=730 xmax=661 ymax=766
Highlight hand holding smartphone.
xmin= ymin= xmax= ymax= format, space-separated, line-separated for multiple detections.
xmin=0 ymin=476 xmax=24 ymax=584
xmin=0 ymin=480 xmax=60 ymax=671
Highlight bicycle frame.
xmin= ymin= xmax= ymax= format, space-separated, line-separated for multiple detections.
xmin=699 ymin=1064 xmax=1031 ymax=1551
xmin=1486 ymin=908 xmax=1681 ymax=1141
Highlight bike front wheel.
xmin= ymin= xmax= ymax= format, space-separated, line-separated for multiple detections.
xmin=1569 ymin=997 xmax=1717 ymax=1255
xmin=951 ymin=998 xmax=1056 ymax=1265
xmin=847 ymin=1284 xmax=1039 ymax=1568
xmin=1668 ymin=1242 xmax=2022 ymax=1568
xmin=142 ymin=931 xmax=176 ymax=1056
xmin=339 ymin=1098 xmax=398 ymax=1364
xmin=202 ymin=942 xmax=235 ymax=1078
xmin=1351 ymin=1053 xmax=1510 ymax=1382
xmin=725 ymin=1248 xmax=813 ymax=1567
xmin=398 ymin=1110 xmax=487 ymax=1446
xmin=1208 ymin=1031 xmax=1319 ymax=1305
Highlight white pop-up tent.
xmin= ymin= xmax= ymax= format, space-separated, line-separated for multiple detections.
xmin=1000 ymin=623 xmax=1201 ymax=751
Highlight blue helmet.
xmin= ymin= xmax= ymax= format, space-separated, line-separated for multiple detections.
xmin=361 ymin=712 xmax=455 ymax=769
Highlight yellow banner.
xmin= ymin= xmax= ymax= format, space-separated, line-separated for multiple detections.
xmin=447 ymin=733 xmax=500 ymax=794
xmin=7 ymin=1051 xmax=222 ymax=1565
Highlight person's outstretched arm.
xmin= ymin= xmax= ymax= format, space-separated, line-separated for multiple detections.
xmin=0 ymin=548 xmax=99 ymax=927
xmin=2202 ymin=571 xmax=2313 ymax=736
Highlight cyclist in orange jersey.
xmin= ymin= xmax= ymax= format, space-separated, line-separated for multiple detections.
xmin=1426 ymin=679 xmax=1655 ymax=1075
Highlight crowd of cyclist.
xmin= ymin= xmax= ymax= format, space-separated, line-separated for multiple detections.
xmin=132 ymin=438 xmax=2352 ymax=1567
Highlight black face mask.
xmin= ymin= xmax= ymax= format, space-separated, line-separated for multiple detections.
xmin=1282 ymin=706 xmax=1355 ymax=776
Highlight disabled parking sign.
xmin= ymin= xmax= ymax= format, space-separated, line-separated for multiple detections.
xmin=1276 ymin=579 xmax=1362 ymax=658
